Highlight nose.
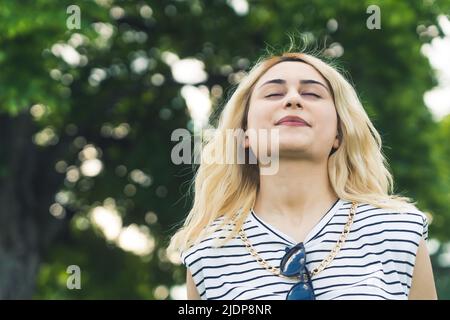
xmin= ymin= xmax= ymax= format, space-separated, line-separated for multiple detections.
xmin=284 ymin=89 xmax=303 ymax=109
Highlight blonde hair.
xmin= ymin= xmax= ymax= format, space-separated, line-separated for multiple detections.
xmin=167 ymin=50 xmax=418 ymax=260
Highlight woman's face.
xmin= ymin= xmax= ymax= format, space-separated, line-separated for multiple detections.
xmin=245 ymin=61 xmax=340 ymax=160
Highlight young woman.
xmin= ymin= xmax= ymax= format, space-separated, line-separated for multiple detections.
xmin=167 ymin=51 xmax=437 ymax=300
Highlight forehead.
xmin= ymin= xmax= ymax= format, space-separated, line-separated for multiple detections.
xmin=255 ymin=61 xmax=327 ymax=88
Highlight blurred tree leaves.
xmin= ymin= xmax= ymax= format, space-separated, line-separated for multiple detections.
xmin=0 ymin=0 xmax=448 ymax=299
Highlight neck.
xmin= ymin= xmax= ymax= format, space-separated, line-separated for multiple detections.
xmin=253 ymin=157 xmax=338 ymax=223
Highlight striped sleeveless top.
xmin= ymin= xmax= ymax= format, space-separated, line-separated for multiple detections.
xmin=180 ymin=198 xmax=429 ymax=300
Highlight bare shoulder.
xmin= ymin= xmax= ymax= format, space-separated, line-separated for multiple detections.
xmin=409 ymin=238 xmax=438 ymax=300
xmin=186 ymin=268 xmax=201 ymax=300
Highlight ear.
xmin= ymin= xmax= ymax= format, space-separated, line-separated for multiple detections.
xmin=243 ymin=131 xmax=249 ymax=149
xmin=332 ymin=131 xmax=341 ymax=149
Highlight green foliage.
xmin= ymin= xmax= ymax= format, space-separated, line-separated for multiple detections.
xmin=0 ymin=0 xmax=448 ymax=299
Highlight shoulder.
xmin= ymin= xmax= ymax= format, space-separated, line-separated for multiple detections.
xmin=353 ymin=202 xmax=429 ymax=241
xmin=180 ymin=216 xmax=237 ymax=269
xmin=178 ymin=217 xmax=233 ymax=300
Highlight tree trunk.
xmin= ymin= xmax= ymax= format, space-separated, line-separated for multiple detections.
xmin=0 ymin=111 xmax=67 ymax=299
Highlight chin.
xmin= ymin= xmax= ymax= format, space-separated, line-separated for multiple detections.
xmin=278 ymin=138 xmax=309 ymax=148
xmin=276 ymin=143 xmax=309 ymax=154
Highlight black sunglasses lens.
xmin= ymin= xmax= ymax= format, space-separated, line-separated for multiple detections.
xmin=286 ymin=274 xmax=315 ymax=300
xmin=280 ymin=243 xmax=306 ymax=277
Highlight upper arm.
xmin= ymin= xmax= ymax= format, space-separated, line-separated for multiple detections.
xmin=186 ymin=268 xmax=201 ymax=300
xmin=409 ymin=238 xmax=438 ymax=300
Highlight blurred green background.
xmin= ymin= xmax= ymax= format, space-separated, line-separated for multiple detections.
xmin=0 ymin=0 xmax=449 ymax=299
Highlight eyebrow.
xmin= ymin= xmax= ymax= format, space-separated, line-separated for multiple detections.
xmin=258 ymin=78 xmax=330 ymax=92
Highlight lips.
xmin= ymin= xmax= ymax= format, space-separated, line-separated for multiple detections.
xmin=275 ymin=115 xmax=311 ymax=127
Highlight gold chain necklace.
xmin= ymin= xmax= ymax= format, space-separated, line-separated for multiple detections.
xmin=238 ymin=201 xmax=357 ymax=280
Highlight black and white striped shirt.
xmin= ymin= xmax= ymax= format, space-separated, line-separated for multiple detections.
xmin=181 ymin=198 xmax=429 ymax=300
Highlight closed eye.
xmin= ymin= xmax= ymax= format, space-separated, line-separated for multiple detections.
xmin=302 ymin=93 xmax=321 ymax=98
xmin=265 ymin=93 xmax=321 ymax=98
xmin=265 ymin=93 xmax=282 ymax=98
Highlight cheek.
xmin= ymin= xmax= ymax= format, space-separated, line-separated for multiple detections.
xmin=245 ymin=103 xmax=274 ymax=151
xmin=247 ymin=103 xmax=273 ymax=130
xmin=313 ymin=104 xmax=338 ymax=136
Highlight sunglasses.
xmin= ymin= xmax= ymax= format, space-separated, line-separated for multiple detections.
xmin=280 ymin=242 xmax=316 ymax=300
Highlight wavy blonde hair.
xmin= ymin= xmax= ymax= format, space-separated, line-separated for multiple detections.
xmin=167 ymin=50 xmax=418 ymax=260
